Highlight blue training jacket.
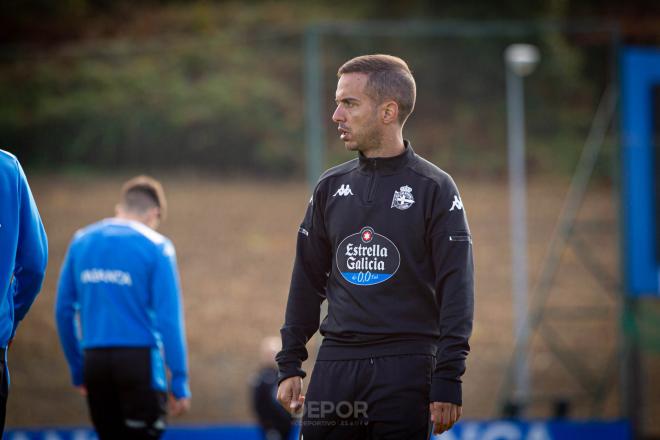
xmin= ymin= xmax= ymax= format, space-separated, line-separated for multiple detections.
xmin=55 ymin=218 xmax=191 ymax=398
xmin=0 ymin=149 xmax=48 ymax=348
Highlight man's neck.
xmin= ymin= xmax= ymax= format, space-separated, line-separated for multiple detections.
xmin=361 ymin=131 xmax=405 ymax=159
xmin=115 ymin=213 xmax=151 ymax=228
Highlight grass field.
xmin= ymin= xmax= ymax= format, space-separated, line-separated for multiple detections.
xmin=6 ymin=173 xmax=650 ymax=431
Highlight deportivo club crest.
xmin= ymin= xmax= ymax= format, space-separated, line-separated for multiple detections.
xmin=391 ymin=185 xmax=415 ymax=210
xmin=336 ymin=226 xmax=401 ymax=286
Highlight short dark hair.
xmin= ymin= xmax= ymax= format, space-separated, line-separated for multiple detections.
xmin=120 ymin=175 xmax=167 ymax=220
xmin=338 ymin=54 xmax=416 ymax=125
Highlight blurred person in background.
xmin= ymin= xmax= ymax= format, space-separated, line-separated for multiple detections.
xmin=0 ymin=149 xmax=48 ymax=435
xmin=250 ymin=336 xmax=293 ymax=440
xmin=276 ymin=55 xmax=474 ymax=439
xmin=55 ymin=176 xmax=190 ymax=440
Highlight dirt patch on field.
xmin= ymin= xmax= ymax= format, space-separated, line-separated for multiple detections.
xmin=6 ymin=174 xmax=655 ymax=432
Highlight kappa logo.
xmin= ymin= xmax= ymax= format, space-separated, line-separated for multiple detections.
xmin=391 ymin=185 xmax=415 ymax=210
xmin=333 ymin=184 xmax=354 ymax=197
xmin=450 ymin=195 xmax=464 ymax=212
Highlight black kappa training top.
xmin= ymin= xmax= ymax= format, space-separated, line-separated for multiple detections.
xmin=277 ymin=141 xmax=474 ymax=405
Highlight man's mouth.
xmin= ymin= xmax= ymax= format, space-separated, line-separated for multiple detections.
xmin=338 ymin=127 xmax=350 ymax=140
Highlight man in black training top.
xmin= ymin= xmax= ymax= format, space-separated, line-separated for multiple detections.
xmin=276 ymin=54 xmax=474 ymax=439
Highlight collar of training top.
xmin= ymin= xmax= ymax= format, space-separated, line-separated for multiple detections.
xmin=357 ymin=140 xmax=414 ymax=175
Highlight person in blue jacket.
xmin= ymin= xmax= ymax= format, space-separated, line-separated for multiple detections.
xmin=0 ymin=149 xmax=48 ymax=435
xmin=55 ymin=175 xmax=191 ymax=440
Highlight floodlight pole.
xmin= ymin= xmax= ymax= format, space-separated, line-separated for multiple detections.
xmin=304 ymin=27 xmax=324 ymax=189
xmin=505 ymin=44 xmax=540 ymax=413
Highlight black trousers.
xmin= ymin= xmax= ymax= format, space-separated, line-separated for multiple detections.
xmin=84 ymin=347 xmax=167 ymax=440
xmin=301 ymin=354 xmax=434 ymax=440
xmin=0 ymin=348 xmax=8 ymax=437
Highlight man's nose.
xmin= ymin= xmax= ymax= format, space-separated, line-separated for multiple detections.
xmin=332 ymin=105 xmax=344 ymax=123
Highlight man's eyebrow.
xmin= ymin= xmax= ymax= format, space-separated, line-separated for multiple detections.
xmin=335 ymin=97 xmax=360 ymax=104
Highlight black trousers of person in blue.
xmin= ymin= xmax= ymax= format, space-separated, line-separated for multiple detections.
xmin=84 ymin=347 xmax=167 ymax=440
xmin=300 ymin=354 xmax=434 ymax=440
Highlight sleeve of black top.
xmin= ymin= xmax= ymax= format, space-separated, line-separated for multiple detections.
xmin=428 ymin=176 xmax=475 ymax=406
xmin=276 ymin=186 xmax=331 ymax=384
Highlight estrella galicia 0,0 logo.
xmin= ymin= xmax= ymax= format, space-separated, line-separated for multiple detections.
xmin=336 ymin=226 xmax=401 ymax=286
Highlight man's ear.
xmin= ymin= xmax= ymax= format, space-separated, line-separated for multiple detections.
xmin=382 ymin=101 xmax=399 ymax=125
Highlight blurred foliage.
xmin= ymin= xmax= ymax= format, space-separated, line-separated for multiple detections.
xmin=0 ymin=31 xmax=305 ymax=174
xmin=0 ymin=1 xmax=647 ymax=176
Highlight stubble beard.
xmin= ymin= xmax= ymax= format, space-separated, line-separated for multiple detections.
xmin=346 ymin=119 xmax=383 ymax=156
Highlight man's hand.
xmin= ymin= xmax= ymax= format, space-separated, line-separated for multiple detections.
xmin=168 ymin=395 xmax=191 ymax=417
xmin=277 ymin=376 xmax=305 ymax=415
xmin=430 ymin=401 xmax=462 ymax=435
xmin=76 ymin=385 xmax=87 ymax=397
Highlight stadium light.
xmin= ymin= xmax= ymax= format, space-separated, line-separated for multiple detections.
xmin=504 ymin=43 xmax=540 ymax=414
xmin=505 ymin=44 xmax=540 ymax=76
